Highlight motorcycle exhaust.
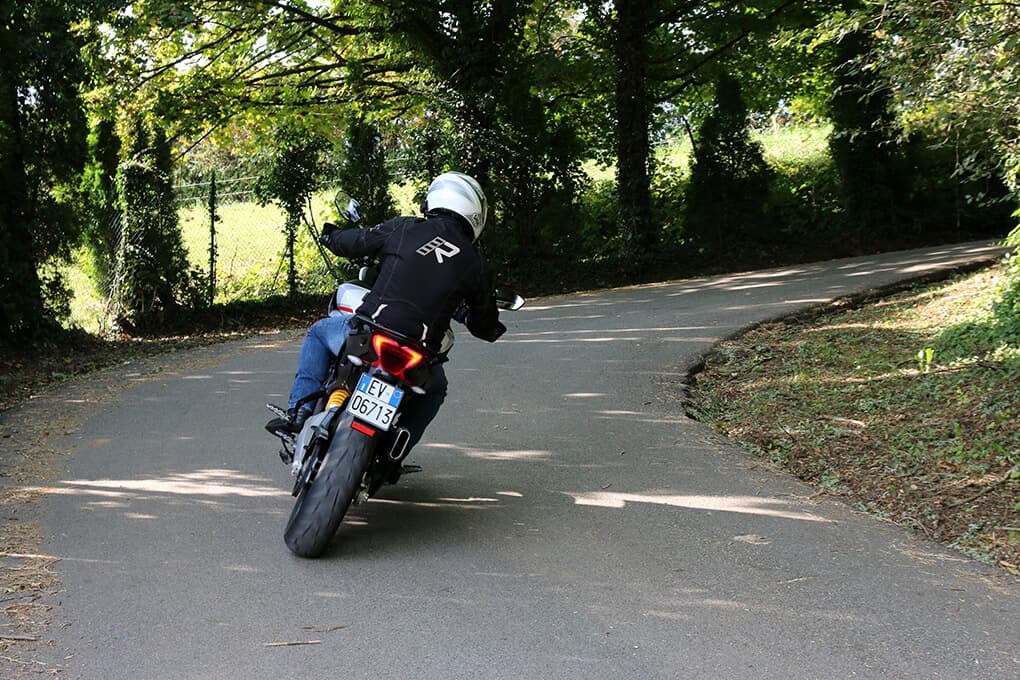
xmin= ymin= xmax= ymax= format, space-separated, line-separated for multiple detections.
xmin=387 ymin=427 xmax=411 ymax=462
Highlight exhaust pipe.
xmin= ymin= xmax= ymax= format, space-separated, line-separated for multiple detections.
xmin=387 ymin=427 xmax=412 ymax=462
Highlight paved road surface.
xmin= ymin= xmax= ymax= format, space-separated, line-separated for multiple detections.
xmin=31 ymin=242 xmax=1019 ymax=678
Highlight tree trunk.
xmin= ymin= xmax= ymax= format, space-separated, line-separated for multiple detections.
xmin=614 ymin=0 xmax=654 ymax=259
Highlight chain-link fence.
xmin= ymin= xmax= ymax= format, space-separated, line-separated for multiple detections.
xmin=70 ymin=175 xmax=349 ymax=333
xmin=176 ymin=175 xmax=342 ymax=305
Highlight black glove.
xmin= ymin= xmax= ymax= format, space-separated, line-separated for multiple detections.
xmin=319 ymin=222 xmax=341 ymax=245
xmin=452 ymin=304 xmax=470 ymax=324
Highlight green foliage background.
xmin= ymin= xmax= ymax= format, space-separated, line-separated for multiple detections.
xmin=2 ymin=0 xmax=1018 ymax=342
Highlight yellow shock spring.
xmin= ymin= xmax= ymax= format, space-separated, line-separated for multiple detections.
xmin=326 ymin=388 xmax=351 ymax=410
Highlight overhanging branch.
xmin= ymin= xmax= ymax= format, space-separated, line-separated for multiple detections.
xmin=662 ymin=0 xmax=801 ymax=100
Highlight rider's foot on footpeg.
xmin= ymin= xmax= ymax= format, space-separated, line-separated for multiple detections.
xmin=264 ymin=407 xmax=311 ymax=435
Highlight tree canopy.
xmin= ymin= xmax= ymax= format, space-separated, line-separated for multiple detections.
xmin=2 ymin=0 xmax=1018 ymax=343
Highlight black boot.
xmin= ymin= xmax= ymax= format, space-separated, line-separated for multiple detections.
xmin=265 ymin=407 xmax=311 ymax=436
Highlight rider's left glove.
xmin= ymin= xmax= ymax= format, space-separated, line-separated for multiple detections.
xmin=320 ymin=222 xmax=341 ymax=245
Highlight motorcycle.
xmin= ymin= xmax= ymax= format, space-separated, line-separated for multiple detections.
xmin=267 ymin=197 xmax=525 ymax=558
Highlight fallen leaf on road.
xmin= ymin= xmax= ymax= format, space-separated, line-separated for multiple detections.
xmin=734 ymin=534 xmax=770 ymax=545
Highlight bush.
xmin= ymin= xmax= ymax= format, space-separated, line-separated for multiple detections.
xmin=991 ymin=225 xmax=1020 ymax=345
xmin=765 ymin=150 xmax=843 ymax=247
xmin=114 ymin=156 xmax=204 ymax=332
xmin=936 ymin=228 xmax=1020 ymax=364
xmin=574 ymin=179 xmax=622 ymax=261
xmin=652 ymin=161 xmax=689 ymax=252
xmin=901 ymin=138 xmax=1015 ymax=237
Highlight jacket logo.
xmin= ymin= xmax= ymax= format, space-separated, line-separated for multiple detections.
xmin=416 ymin=237 xmax=461 ymax=263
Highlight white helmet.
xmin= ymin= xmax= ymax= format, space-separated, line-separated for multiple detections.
xmin=424 ymin=172 xmax=487 ymax=240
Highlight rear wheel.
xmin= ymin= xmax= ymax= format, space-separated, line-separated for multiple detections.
xmin=284 ymin=414 xmax=374 ymax=558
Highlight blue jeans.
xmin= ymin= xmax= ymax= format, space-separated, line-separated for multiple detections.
xmin=289 ymin=314 xmax=447 ymax=451
xmin=289 ymin=315 xmax=354 ymax=410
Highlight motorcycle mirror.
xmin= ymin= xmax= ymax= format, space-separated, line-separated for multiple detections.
xmin=334 ymin=192 xmax=362 ymax=225
xmin=494 ymin=287 xmax=526 ymax=311
xmin=345 ymin=198 xmax=363 ymax=225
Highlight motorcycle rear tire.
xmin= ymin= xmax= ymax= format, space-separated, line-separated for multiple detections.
xmin=284 ymin=414 xmax=374 ymax=558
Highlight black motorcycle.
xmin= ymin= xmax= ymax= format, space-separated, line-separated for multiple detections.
xmin=267 ymin=197 xmax=525 ymax=558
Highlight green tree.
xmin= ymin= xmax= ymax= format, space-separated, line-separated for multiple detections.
xmin=580 ymin=0 xmax=806 ymax=261
xmin=79 ymin=118 xmax=122 ymax=294
xmin=114 ymin=119 xmax=198 ymax=330
xmin=255 ymin=126 xmax=328 ymax=296
xmin=336 ymin=116 xmax=395 ymax=225
xmin=826 ymin=29 xmax=903 ymax=238
xmin=377 ymin=0 xmax=588 ymax=262
xmin=87 ymin=1 xmax=409 ymax=142
xmin=0 ymin=0 xmax=98 ymax=342
xmin=95 ymin=1 xmax=590 ymax=265
xmin=859 ymin=1 xmax=1020 ymax=198
xmin=809 ymin=3 xmax=1016 ymax=239
xmin=851 ymin=0 xmax=1020 ymax=348
xmin=685 ymin=74 xmax=772 ymax=253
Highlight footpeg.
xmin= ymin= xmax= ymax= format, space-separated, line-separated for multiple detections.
xmin=385 ymin=463 xmax=422 ymax=485
xmin=271 ymin=429 xmax=295 ymax=465
xmin=279 ymin=447 xmax=294 ymax=465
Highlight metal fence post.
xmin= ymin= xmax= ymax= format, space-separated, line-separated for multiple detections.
xmin=286 ymin=215 xmax=297 ymax=296
xmin=208 ymin=170 xmax=218 ymax=305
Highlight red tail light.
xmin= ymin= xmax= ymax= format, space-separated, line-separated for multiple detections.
xmin=372 ymin=334 xmax=424 ymax=378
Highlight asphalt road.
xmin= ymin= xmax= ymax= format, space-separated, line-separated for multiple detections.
xmin=35 ymin=242 xmax=1018 ymax=679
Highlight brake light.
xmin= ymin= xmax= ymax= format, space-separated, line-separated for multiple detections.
xmin=371 ymin=334 xmax=423 ymax=378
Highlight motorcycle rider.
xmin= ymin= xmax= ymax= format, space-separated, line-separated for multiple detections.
xmin=266 ymin=172 xmax=506 ymax=453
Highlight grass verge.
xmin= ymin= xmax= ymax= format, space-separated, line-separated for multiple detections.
xmin=684 ymin=265 xmax=1019 ymax=572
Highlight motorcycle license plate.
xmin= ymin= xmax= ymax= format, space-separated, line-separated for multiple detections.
xmin=348 ymin=375 xmax=403 ymax=431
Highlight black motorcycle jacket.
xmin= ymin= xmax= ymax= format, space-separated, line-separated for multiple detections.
xmin=322 ymin=212 xmax=506 ymax=351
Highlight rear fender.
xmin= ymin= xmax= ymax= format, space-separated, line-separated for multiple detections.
xmin=331 ymin=411 xmax=381 ymax=502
